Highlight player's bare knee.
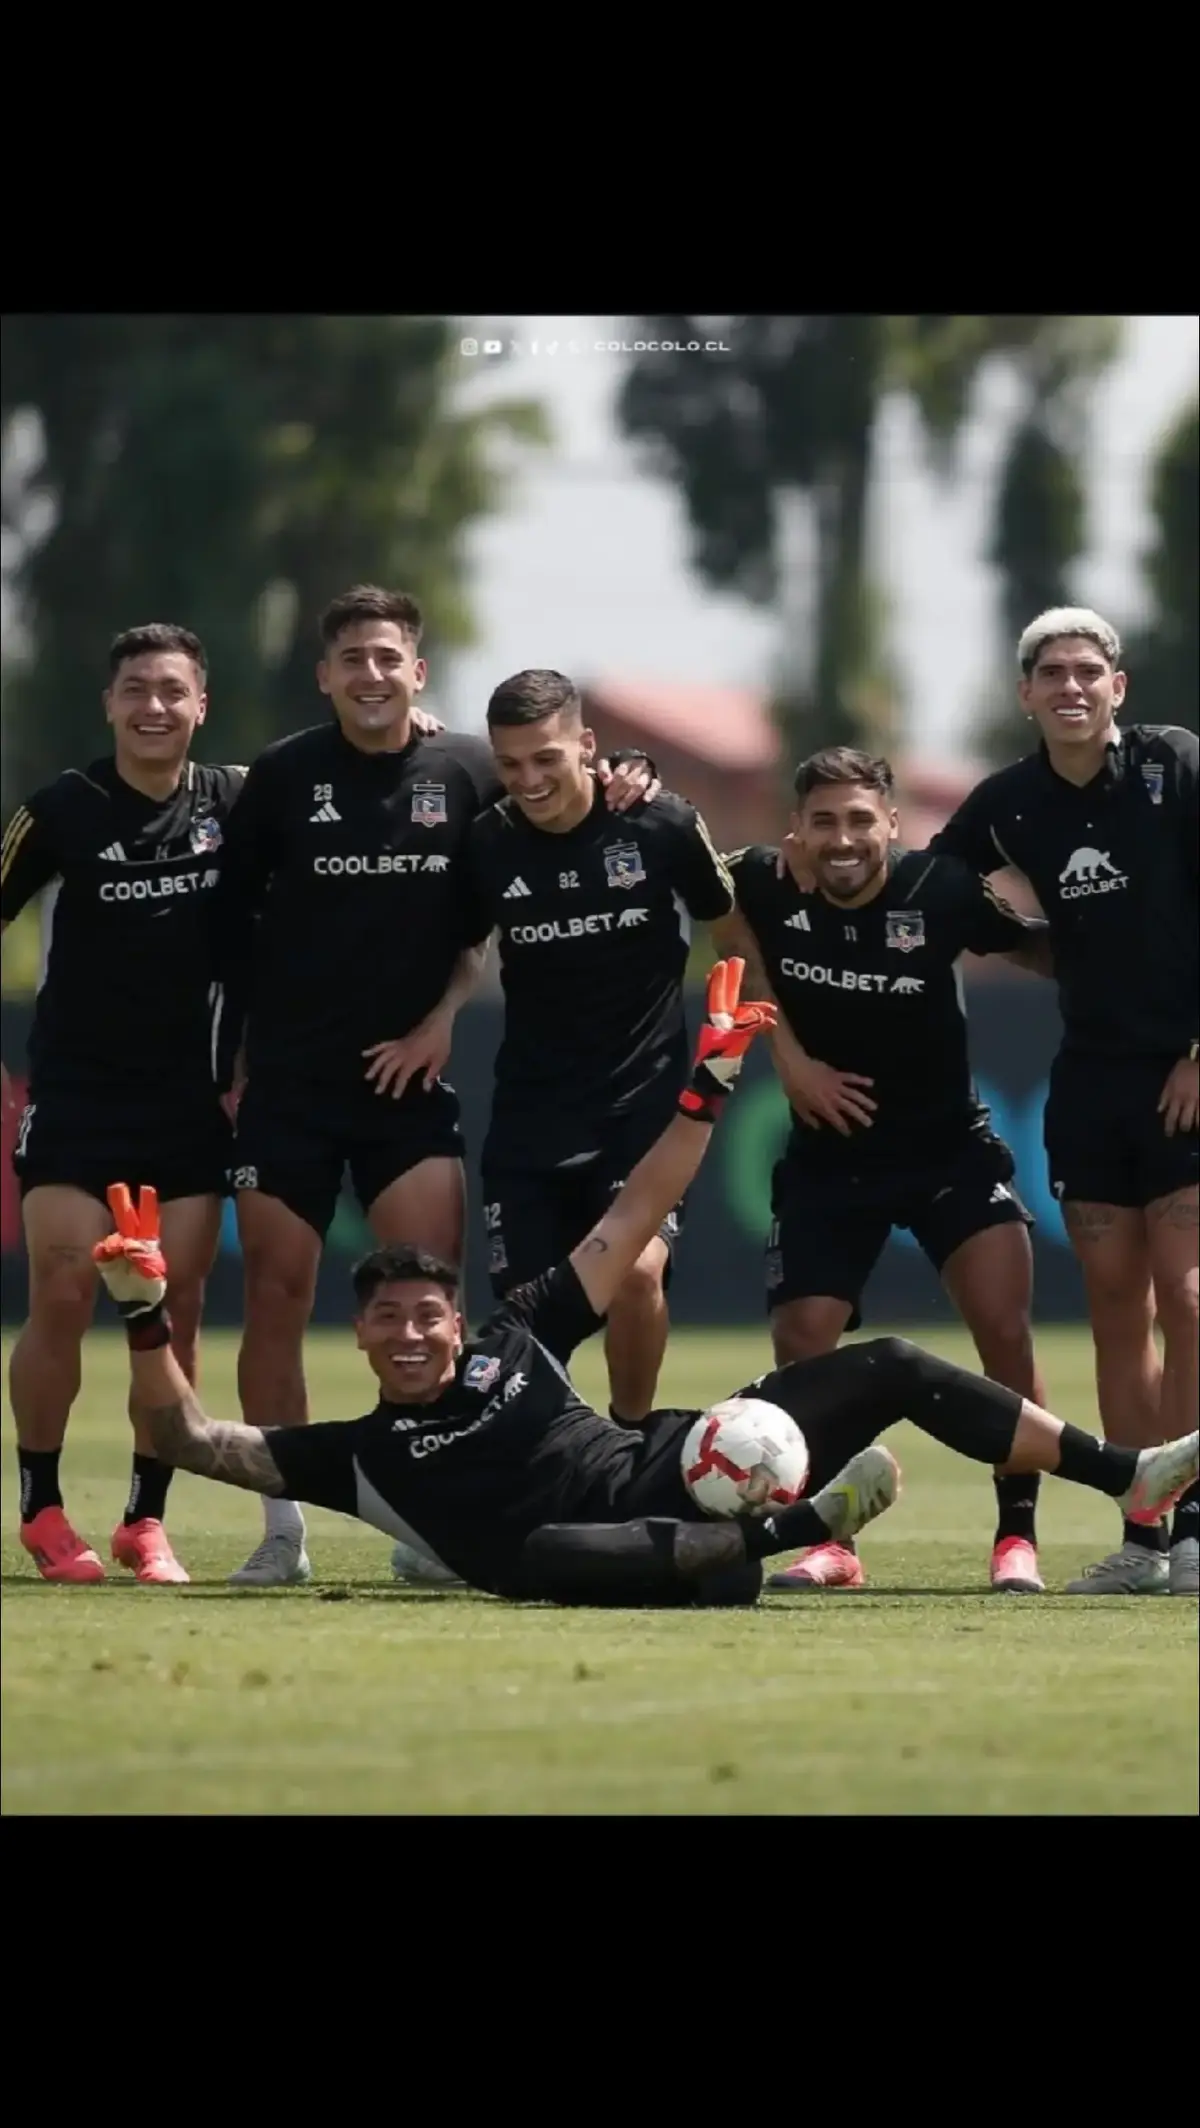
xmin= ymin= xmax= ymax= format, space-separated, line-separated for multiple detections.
xmin=771 ymin=1299 xmax=847 ymax=1363
xmin=1087 ymin=1285 xmax=1156 ymax=1354
xmin=1155 ymin=1270 xmax=1199 ymax=1345
xmin=967 ymin=1307 xmax=1034 ymax=1374
xmin=28 ymin=1253 xmax=98 ymax=1340
xmin=164 ymin=1276 xmax=205 ymax=1370
xmin=244 ymin=1257 xmax=316 ymax=1330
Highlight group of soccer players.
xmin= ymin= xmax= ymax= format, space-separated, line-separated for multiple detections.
xmin=3 ymin=594 xmax=1197 ymax=1600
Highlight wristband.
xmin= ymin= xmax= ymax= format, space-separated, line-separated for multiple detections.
xmin=121 ymin=1301 xmax=172 ymax=1351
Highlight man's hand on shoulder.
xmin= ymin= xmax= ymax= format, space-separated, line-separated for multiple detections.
xmin=595 ymin=752 xmax=660 ymax=811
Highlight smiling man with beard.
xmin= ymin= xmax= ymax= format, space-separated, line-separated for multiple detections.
xmin=714 ymin=746 xmax=1057 ymax=1593
xmin=1 ymin=623 xmax=243 ymax=1586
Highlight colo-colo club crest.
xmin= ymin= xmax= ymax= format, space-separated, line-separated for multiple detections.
xmin=885 ymin=911 xmax=925 ymax=953
xmin=604 ymin=842 xmax=646 ymax=889
xmin=412 ymin=781 xmax=447 ymax=827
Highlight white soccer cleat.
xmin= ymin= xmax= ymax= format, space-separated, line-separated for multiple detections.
xmin=1064 ymin=1543 xmax=1169 ymax=1595
xmin=1119 ymin=1431 xmax=1199 ymax=1526
xmin=390 ymin=1540 xmax=463 ymax=1589
xmin=1168 ymin=1536 xmax=1199 ymax=1596
xmin=807 ymin=1446 xmax=900 ymax=1545
xmin=228 ymin=1535 xmax=312 ymax=1588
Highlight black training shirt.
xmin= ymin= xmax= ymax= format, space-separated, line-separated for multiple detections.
xmin=208 ymin=723 xmax=501 ymax=1094
xmin=460 ymin=781 xmax=734 ymax=1164
xmin=931 ymin=724 xmax=1198 ymax=1060
xmin=0 ymin=758 xmax=244 ymax=1100
xmin=729 ymin=842 xmax=1046 ymax=1171
xmin=263 ymin=1261 xmax=650 ymax=1594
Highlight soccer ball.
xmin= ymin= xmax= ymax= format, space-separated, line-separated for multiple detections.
xmin=681 ymin=1396 xmax=810 ymax=1519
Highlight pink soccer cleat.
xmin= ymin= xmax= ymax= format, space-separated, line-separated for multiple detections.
xmin=20 ymin=1506 xmax=105 ymax=1583
xmin=990 ymin=1536 xmax=1044 ymax=1593
xmin=766 ymin=1542 xmax=866 ymax=1589
xmin=111 ymin=1518 xmax=190 ymax=1584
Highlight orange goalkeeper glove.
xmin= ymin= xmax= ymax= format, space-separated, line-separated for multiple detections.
xmin=678 ymin=959 xmax=778 ymax=1125
xmin=92 ymin=1184 xmax=172 ymax=1349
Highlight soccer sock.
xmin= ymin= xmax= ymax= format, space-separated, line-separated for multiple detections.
xmin=994 ymin=1472 xmax=1039 ymax=1543
xmin=18 ymin=1447 xmax=64 ymax=1522
xmin=1053 ymin=1423 xmax=1140 ymax=1498
xmin=742 ymin=1501 xmax=835 ymax=1560
xmin=265 ymin=1494 xmax=305 ymax=1543
xmin=1170 ymin=1480 xmax=1199 ymax=1548
xmin=1124 ymin=1517 xmax=1169 ymax=1554
xmin=124 ymin=1453 xmax=172 ymax=1526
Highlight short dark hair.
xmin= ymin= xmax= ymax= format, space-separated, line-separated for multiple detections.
xmin=351 ymin=1244 xmax=459 ymax=1309
xmin=320 ymin=586 xmax=423 ymax=648
xmin=794 ymin=746 xmax=894 ymax=801
xmin=486 ymin=669 xmax=581 ymax=728
xmin=109 ymin=623 xmax=207 ymax=683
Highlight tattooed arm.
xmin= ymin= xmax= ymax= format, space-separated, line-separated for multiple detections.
xmin=130 ymin=1343 xmax=286 ymax=1494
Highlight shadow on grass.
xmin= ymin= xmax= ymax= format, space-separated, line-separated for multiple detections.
xmin=0 ymin=1572 xmax=480 ymax=1602
xmin=1 ymin=1572 xmax=1152 ymax=1609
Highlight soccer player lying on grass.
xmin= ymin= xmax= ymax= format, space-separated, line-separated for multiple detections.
xmin=91 ymin=967 xmax=1200 ymax=1608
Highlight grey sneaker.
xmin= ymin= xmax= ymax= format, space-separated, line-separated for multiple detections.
xmin=1168 ymin=1535 xmax=1199 ymax=1596
xmin=228 ymin=1535 xmax=312 ymax=1587
xmin=1064 ymin=1543 xmax=1169 ymax=1594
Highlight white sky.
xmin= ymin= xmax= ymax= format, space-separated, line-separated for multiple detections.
xmin=441 ymin=314 xmax=1199 ymax=763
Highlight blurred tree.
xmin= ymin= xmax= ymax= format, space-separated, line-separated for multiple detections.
xmin=0 ymin=315 xmax=548 ymax=798
xmin=615 ymin=316 xmax=1122 ymax=779
xmin=1123 ymin=394 xmax=1198 ymax=736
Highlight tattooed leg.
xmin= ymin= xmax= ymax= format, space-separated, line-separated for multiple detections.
xmin=1062 ymin=1201 xmax=1162 ymax=1449
xmin=1146 ymin=1186 xmax=1199 ymax=1448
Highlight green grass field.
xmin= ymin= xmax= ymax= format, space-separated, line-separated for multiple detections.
xmin=2 ymin=1322 xmax=1196 ymax=1815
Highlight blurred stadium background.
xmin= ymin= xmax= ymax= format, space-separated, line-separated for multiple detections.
xmin=3 ymin=314 xmax=1197 ymax=1331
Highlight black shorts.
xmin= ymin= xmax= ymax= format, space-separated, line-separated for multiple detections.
xmin=765 ymin=1130 xmax=1031 ymax=1330
xmin=12 ymin=1087 xmax=232 ymax=1206
xmin=1045 ymin=1049 xmax=1199 ymax=1210
xmin=480 ymin=1116 xmax=685 ymax=1298
xmin=232 ymin=1075 xmax=464 ymax=1240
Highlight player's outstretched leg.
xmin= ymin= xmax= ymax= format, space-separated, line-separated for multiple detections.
xmin=751 ymin=1337 xmax=1199 ymax=1588
xmin=515 ymin=1444 xmax=905 ymax=1607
